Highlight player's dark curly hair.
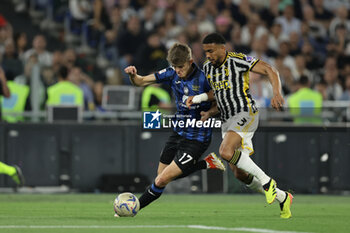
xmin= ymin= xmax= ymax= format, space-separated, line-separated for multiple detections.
xmin=167 ymin=43 xmax=192 ymax=66
xmin=202 ymin=33 xmax=226 ymax=44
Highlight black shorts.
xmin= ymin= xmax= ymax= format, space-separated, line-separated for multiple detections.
xmin=159 ymin=131 xmax=210 ymax=173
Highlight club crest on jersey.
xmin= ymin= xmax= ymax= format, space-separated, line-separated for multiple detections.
xmin=246 ymin=56 xmax=254 ymax=62
xmin=184 ymin=86 xmax=189 ymax=95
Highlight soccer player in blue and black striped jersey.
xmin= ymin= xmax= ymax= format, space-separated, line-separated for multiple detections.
xmin=124 ymin=43 xmax=225 ymax=213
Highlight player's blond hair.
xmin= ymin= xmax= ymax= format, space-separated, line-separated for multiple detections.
xmin=167 ymin=43 xmax=192 ymax=66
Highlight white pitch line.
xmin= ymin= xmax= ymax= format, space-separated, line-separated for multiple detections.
xmin=0 ymin=225 xmax=311 ymax=233
xmin=188 ymin=225 xmax=310 ymax=233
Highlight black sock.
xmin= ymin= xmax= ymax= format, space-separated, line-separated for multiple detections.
xmin=175 ymin=160 xmax=207 ymax=180
xmin=139 ymin=183 xmax=165 ymax=209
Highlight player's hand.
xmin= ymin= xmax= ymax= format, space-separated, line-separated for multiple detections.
xmin=124 ymin=66 xmax=137 ymax=76
xmin=186 ymin=93 xmax=208 ymax=108
xmin=271 ymin=92 xmax=284 ymax=111
xmin=186 ymin=96 xmax=194 ymax=108
xmin=200 ymin=111 xmax=210 ymax=121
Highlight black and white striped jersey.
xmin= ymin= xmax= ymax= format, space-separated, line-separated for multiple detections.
xmin=203 ymin=52 xmax=259 ymax=122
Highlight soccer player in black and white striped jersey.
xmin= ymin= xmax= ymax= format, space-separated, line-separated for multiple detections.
xmin=187 ymin=33 xmax=293 ymax=219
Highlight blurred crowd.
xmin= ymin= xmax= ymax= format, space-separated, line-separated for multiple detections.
xmin=1 ymin=0 xmax=350 ymax=113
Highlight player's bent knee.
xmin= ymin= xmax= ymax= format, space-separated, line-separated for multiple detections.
xmin=220 ymin=147 xmax=242 ymax=165
xmin=219 ymin=146 xmax=234 ymax=161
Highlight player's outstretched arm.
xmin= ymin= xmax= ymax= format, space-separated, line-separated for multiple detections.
xmin=124 ymin=66 xmax=157 ymax=87
xmin=250 ymin=60 xmax=284 ymax=111
xmin=186 ymin=90 xmax=215 ymax=108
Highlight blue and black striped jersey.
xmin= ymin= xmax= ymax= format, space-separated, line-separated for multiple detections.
xmin=154 ymin=63 xmax=212 ymax=142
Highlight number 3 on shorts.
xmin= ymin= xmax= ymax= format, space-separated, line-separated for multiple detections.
xmin=179 ymin=153 xmax=193 ymax=164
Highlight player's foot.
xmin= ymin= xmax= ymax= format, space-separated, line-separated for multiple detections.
xmin=114 ymin=213 xmax=120 ymax=218
xmin=11 ymin=165 xmax=25 ymax=187
xmin=205 ymin=152 xmax=226 ymax=171
xmin=263 ymin=179 xmax=277 ymax=204
xmin=280 ymin=192 xmax=293 ymax=219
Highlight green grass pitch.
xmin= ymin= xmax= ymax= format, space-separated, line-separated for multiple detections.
xmin=0 ymin=194 xmax=349 ymax=233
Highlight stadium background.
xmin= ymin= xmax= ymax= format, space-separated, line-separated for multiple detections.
xmin=0 ymin=1 xmax=350 ymax=232
xmin=0 ymin=0 xmax=349 ymax=194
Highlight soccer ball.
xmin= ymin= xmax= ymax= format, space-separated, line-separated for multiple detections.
xmin=113 ymin=192 xmax=140 ymax=217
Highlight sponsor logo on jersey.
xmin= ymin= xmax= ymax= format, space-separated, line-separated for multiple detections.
xmin=192 ymin=85 xmax=199 ymax=91
xmin=210 ymin=80 xmax=231 ymax=90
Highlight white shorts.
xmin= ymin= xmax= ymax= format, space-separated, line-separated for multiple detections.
xmin=221 ymin=111 xmax=259 ymax=156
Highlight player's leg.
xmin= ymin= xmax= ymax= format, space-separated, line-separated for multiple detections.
xmin=220 ymin=112 xmax=280 ymax=203
xmin=173 ymin=136 xmax=226 ymax=180
xmin=230 ymin=161 xmax=292 ymax=218
xmin=0 ymin=161 xmax=16 ymax=176
xmin=139 ymin=160 xmax=182 ymax=209
xmin=174 ymin=142 xmax=225 ymax=181
xmin=173 ymin=160 xmax=206 ymax=180
xmin=173 ymin=152 xmax=225 ymax=181
xmin=157 ymin=162 xmax=168 ymax=175
xmin=238 ymin=130 xmax=292 ymax=217
xmin=137 ymin=161 xmax=168 ymax=211
xmin=139 ymin=160 xmax=181 ymax=209
xmin=220 ymin=131 xmax=279 ymax=203
xmin=140 ymin=155 xmax=223 ymax=210
xmin=155 ymin=160 xmax=183 ymax=187
xmin=139 ymin=137 xmax=210 ymax=210
xmin=139 ymin=156 xmax=171 ymax=209
xmin=166 ymin=136 xmax=224 ymax=181
xmin=221 ymin=113 xmax=292 ymax=216
xmin=230 ymin=162 xmax=289 ymax=202
xmin=228 ymin=163 xmax=264 ymax=193
xmin=0 ymin=162 xmax=24 ymax=186
xmin=230 ymin=164 xmax=289 ymax=201
xmin=220 ymin=131 xmax=271 ymax=181
xmin=138 ymin=132 xmax=180 ymax=209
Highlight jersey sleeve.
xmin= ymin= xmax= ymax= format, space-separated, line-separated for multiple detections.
xmin=232 ymin=53 xmax=260 ymax=72
xmin=245 ymin=55 xmax=260 ymax=71
xmin=154 ymin=67 xmax=175 ymax=86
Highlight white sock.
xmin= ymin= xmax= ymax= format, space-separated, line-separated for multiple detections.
xmin=276 ymin=188 xmax=287 ymax=203
xmin=246 ymin=176 xmax=264 ymax=194
xmin=236 ymin=151 xmax=270 ymax=185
